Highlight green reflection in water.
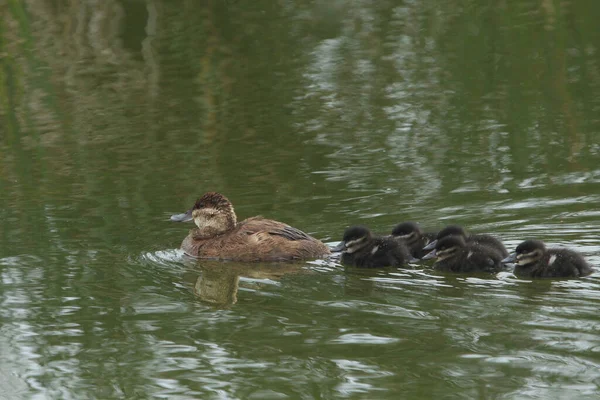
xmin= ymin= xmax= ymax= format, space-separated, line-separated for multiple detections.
xmin=1 ymin=1 xmax=600 ymax=399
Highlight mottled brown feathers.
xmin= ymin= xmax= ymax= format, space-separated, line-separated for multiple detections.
xmin=179 ymin=194 xmax=330 ymax=262
xmin=193 ymin=192 xmax=232 ymax=211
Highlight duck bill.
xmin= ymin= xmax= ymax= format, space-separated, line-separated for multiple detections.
xmin=422 ymin=240 xmax=437 ymax=251
xmin=501 ymin=253 xmax=517 ymax=264
xmin=421 ymin=249 xmax=437 ymax=260
xmin=331 ymin=241 xmax=346 ymax=252
xmin=170 ymin=209 xmax=194 ymax=222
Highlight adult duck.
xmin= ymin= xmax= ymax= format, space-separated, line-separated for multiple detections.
xmin=171 ymin=192 xmax=330 ymax=262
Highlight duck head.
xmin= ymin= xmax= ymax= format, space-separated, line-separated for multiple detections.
xmin=391 ymin=221 xmax=422 ymax=241
xmin=422 ymin=224 xmax=467 ymax=251
xmin=332 ymin=226 xmax=372 ymax=253
xmin=502 ymin=240 xmax=545 ymax=266
xmin=171 ymin=192 xmax=237 ymax=235
xmin=422 ymin=235 xmax=466 ymax=261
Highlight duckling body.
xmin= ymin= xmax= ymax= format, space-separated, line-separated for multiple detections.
xmin=423 ymin=235 xmax=504 ymax=273
xmin=391 ymin=221 xmax=437 ymax=259
xmin=423 ymin=225 xmax=508 ymax=257
xmin=502 ymin=240 xmax=593 ymax=278
xmin=171 ymin=192 xmax=330 ymax=262
xmin=334 ymin=226 xmax=412 ymax=268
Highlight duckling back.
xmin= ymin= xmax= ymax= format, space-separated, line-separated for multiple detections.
xmin=342 ymin=236 xmax=412 ymax=268
xmin=442 ymin=245 xmax=502 ymax=273
xmin=507 ymin=240 xmax=593 ymax=278
xmin=469 ymin=234 xmax=509 ymax=257
xmin=428 ymin=236 xmax=504 ymax=273
xmin=519 ymin=249 xmax=593 ymax=278
xmin=424 ymin=225 xmax=508 ymax=257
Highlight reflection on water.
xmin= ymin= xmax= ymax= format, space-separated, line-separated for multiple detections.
xmin=190 ymin=261 xmax=312 ymax=307
xmin=194 ymin=266 xmax=241 ymax=306
xmin=2 ymin=248 xmax=600 ymax=398
xmin=2 ymin=0 xmax=600 ymax=399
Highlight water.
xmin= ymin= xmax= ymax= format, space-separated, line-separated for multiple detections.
xmin=2 ymin=1 xmax=600 ymax=399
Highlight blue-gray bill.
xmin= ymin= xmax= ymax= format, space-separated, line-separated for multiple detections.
xmin=422 ymin=240 xmax=437 ymax=251
xmin=331 ymin=241 xmax=346 ymax=252
xmin=421 ymin=249 xmax=436 ymax=260
xmin=501 ymin=253 xmax=516 ymax=264
xmin=170 ymin=209 xmax=193 ymax=222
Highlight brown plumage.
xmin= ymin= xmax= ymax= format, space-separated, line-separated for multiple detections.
xmin=171 ymin=192 xmax=330 ymax=262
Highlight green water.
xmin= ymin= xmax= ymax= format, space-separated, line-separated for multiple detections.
xmin=1 ymin=1 xmax=600 ymax=399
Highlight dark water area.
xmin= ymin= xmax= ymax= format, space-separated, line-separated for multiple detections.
xmin=1 ymin=1 xmax=600 ymax=399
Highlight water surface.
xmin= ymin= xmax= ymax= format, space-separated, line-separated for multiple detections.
xmin=1 ymin=1 xmax=600 ymax=399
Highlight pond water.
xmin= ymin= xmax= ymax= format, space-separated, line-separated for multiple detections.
xmin=2 ymin=1 xmax=600 ymax=399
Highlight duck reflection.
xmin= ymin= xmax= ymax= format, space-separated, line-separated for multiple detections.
xmin=188 ymin=260 xmax=311 ymax=306
xmin=193 ymin=265 xmax=240 ymax=306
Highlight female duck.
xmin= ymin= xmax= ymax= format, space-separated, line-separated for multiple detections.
xmin=391 ymin=221 xmax=437 ymax=259
xmin=422 ymin=235 xmax=504 ymax=273
xmin=502 ymin=240 xmax=593 ymax=278
xmin=171 ymin=192 xmax=330 ymax=262
xmin=423 ymin=224 xmax=508 ymax=257
xmin=333 ymin=226 xmax=413 ymax=268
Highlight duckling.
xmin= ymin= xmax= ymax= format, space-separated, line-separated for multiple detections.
xmin=502 ymin=240 xmax=593 ymax=278
xmin=391 ymin=221 xmax=437 ymax=259
xmin=170 ymin=192 xmax=330 ymax=262
xmin=333 ymin=226 xmax=413 ymax=268
xmin=422 ymin=235 xmax=504 ymax=273
xmin=423 ymin=224 xmax=508 ymax=257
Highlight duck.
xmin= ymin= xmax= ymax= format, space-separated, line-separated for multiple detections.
xmin=422 ymin=224 xmax=508 ymax=257
xmin=502 ymin=240 xmax=593 ymax=278
xmin=170 ymin=192 xmax=330 ymax=262
xmin=391 ymin=221 xmax=437 ymax=259
xmin=332 ymin=225 xmax=413 ymax=268
xmin=422 ymin=235 xmax=504 ymax=273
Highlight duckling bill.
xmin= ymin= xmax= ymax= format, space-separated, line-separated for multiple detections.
xmin=171 ymin=192 xmax=330 ymax=262
xmin=334 ymin=225 xmax=414 ymax=268
xmin=502 ymin=240 xmax=593 ymax=278
xmin=422 ymin=235 xmax=504 ymax=273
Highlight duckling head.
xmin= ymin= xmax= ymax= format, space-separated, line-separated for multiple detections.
xmin=422 ymin=224 xmax=467 ymax=251
xmin=437 ymin=225 xmax=468 ymax=239
xmin=171 ymin=192 xmax=237 ymax=235
xmin=422 ymin=235 xmax=466 ymax=261
xmin=502 ymin=240 xmax=545 ymax=266
xmin=391 ymin=222 xmax=422 ymax=241
xmin=333 ymin=226 xmax=372 ymax=253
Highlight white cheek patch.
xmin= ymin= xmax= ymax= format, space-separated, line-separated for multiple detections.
xmin=345 ymin=239 xmax=365 ymax=254
xmin=371 ymin=246 xmax=379 ymax=255
xmin=548 ymin=254 xmax=557 ymax=265
xmin=467 ymin=251 xmax=473 ymax=259
xmin=517 ymin=256 xmax=534 ymax=266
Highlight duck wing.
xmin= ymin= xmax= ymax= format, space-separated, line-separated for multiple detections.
xmin=268 ymin=225 xmax=313 ymax=241
xmin=239 ymin=217 xmax=314 ymax=241
xmin=547 ymin=249 xmax=593 ymax=277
